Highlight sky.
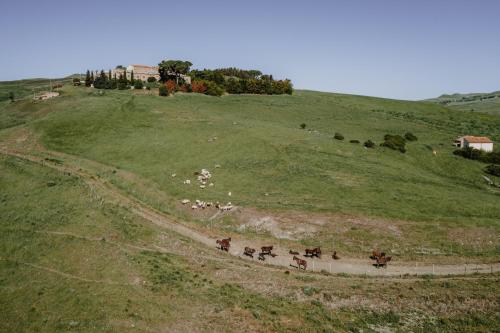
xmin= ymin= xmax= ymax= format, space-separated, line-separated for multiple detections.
xmin=1 ymin=0 xmax=499 ymax=100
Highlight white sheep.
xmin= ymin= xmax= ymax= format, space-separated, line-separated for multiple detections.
xmin=181 ymin=199 xmax=190 ymax=205
xmin=184 ymin=180 xmax=191 ymax=185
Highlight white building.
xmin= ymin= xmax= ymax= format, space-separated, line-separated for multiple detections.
xmin=454 ymin=136 xmax=494 ymax=152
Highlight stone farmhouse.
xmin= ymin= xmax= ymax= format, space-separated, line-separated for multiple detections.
xmin=454 ymin=136 xmax=494 ymax=152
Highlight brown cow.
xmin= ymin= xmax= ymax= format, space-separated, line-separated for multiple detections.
xmin=289 ymin=250 xmax=300 ymax=255
xmin=304 ymin=247 xmax=321 ymax=258
xmin=370 ymin=250 xmax=386 ymax=260
xmin=375 ymin=256 xmax=392 ymax=268
xmin=244 ymin=247 xmax=256 ymax=258
xmin=293 ymin=256 xmax=307 ymax=270
xmin=261 ymin=246 xmax=273 ymax=256
xmin=216 ymin=237 xmax=231 ymax=251
xmin=332 ymin=251 xmax=340 ymax=260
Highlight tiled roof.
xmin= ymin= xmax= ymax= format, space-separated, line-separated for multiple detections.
xmin=463 ymin=136 xmax=493 ymax=143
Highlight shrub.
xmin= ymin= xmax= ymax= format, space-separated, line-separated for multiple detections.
xmin=350 ymin=140 xmax=360 ymax=144
xmin=300 ymin=123 xmax=306 ymax=129
xmin=158 ymin=85 xmax=168 ymax=96
xmin=454 ymin=147 xmax=500 ymax=164
xmin=205 ymin=81 xmax=224 ymax=96
xmin=404 ymin=132 xmax=418 ymax=141
xmin=364 ymin=140 xmax=375 ymax=148
xmin=334 ymin=133 xmax=344 ymax=140
xmin=179 ymin=84 xmax=191 ymax=93
xmin=134 ymin=80 xmax=143 ymax=89
xmin=191 ymin=80 xmax=207 ymax=94
xmin=165 ymin=80 xmax=177 ymax=94
xmin=8 ymin=91 xmax=14 ymax=102
xmin=147 ymin=76 xmax=157 ymax=82
xmin=381 ymin=134 xmax=406 ymax=153
xmin=485 ymin=164 xmax=500 ymax=177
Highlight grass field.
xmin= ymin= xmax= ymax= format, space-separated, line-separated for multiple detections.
xmin=1 ymin=80 xmax=499 ymax=331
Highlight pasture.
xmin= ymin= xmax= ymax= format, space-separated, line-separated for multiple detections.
xmin=9 ymin=85 xmax=497 ymax=260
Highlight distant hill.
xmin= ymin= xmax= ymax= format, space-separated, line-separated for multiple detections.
xmin=0 ymin=76 xmax=77 ymax=102
xmin=425 ymin=91 xmax=500 ymax=115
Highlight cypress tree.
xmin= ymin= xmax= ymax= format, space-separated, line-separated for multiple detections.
xmin=130 ymin=70 xmax=134 ymax=84
xmin=90 ymin=71 xmax=95 ymax=83
xmin=85 ymin=70 xmax=91 ymax=87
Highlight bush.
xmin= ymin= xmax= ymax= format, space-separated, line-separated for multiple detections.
xmin=8 ymin=92 xmax=14 ymax=102
xmin=349 ymin=140 xmax=360 ymax=144
xmin=485 ymin=164 xmax=500 ymax=177
xmin=134 ymin=80 xmax=144 ymax=89
xmin=381 ymin=134 xmax=406 ymax=153
xmin=147 ymin=77 xmax=157 ymax=82
xmin=334 ymin=133 xmax=344 ymax=140
xmin=300 ymin=123 xmax=306 ymax=129
xmin=455 ymin=148 xmax=500 ymax=164
xmin=165 ymin=80 xmax=177 ymax=94
xmin=191 ymin=80 xmax=207 ymax=94
xmin=205 ymin=81 xmax=224 ymax=96
xmin=404 ymin=132 xmax=418 ymax=141
xmin=364 ymin=140 xmax=375 ymax=148
xmin=159 ymin=85 xmax=168 ymax=96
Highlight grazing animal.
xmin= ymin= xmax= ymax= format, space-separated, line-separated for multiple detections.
xmin=216 ymin=237 xmax=231 ymax=251
xmin=289 ymin=250 xmax=300 ymax=255
xmin=370 ymin=250 xmax=386 ymax=260
xmin=258 ymin=253 xmax=266 ymax=261
xmin=293 ymin=256 xmax=307 ymax=270
xmin=304 ymin=247 xmax=321 ymax=258
xmin=375 ymin=256 xmax=392 ymax=268
xmin=244 ymin=247 xmax=256 ymax=258
xmin=261 ymin=246 xmax=274 ymax=256
xmin=332 ymin=251 xmax=340 ymax=260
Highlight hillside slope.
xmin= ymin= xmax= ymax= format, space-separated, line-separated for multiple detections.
xmin=426 ymin=91 xmax=500 ymax=115
xmin=1 ymin=82 xmax=500 ymax=332
xmin=1 ymin=84 xmax=499 ymax=260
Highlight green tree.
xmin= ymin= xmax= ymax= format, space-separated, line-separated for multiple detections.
xmin=8 ymin=91 xmax=15 ymax=102
xmin=158 ymin=60 xmax=192 ymax=84
xmin=130 ymin=70 xmax=134 ymax=84
xmin=85 ymin=70 xmax=91 ymax=87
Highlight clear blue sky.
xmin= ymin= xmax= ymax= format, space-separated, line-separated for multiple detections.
xmin=1 ymin=0 xmax=499 ymax=100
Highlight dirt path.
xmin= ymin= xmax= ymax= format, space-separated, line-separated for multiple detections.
xmin=1 ymin=147 xmax=499 ymax=277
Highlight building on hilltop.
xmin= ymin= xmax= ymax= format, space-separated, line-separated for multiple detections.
xmin=454 ymin=136 xmax=494 ymax=152
xmin=112 ymin=64 xmax=191 ymax=84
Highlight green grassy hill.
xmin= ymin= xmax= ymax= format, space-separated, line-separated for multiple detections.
xmin=1 ymin=84 xmax=499 ymax=259
xmin=426 ymin=91 xmax=500 ymax=115
xmin=1 ymin=81 xmax=500 ymax=332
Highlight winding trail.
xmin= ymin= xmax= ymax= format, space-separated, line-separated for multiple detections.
xmin=1 ymin=147 xmax=499 ymax=277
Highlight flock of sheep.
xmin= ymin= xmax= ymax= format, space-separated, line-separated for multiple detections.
xmin=174 ymin=167 xmax=234 ymax=212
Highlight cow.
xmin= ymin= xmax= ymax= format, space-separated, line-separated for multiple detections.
xmin=304 ymin=247 xmax=321 ymax=258
xmin=293 ymin=256 xmax=307 ymax=270
xmin=244 ymin=247 xmax=256 ymax=258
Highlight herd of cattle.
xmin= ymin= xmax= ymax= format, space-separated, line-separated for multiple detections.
xmin=216 ymin=237 xmax=392 ymax=270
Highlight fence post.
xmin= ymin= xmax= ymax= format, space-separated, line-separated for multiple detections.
xmin=432 ymin=264 xmax=435 ymax=275
xmin=312 ymin=260 xmax=315 ymax=271
xmin=329 ymin=263 xmax=332 ymax=274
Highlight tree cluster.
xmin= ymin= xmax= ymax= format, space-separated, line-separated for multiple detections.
xmin=453 ymin=147 xmax=500 ymax=164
